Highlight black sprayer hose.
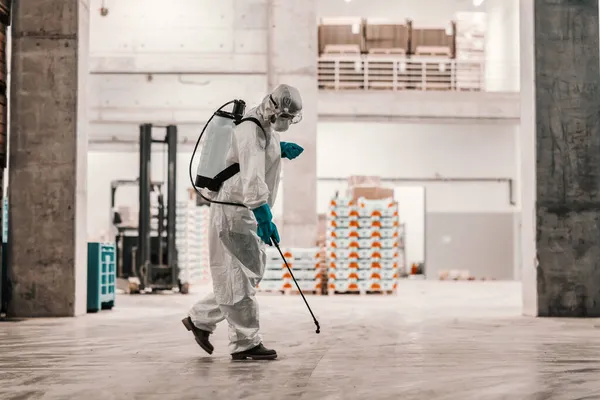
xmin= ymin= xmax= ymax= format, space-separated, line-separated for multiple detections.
xmin=188 ymin=100 xmax=246 ymax=208
xmin=273 ymin=238 xmax=321 ymax=334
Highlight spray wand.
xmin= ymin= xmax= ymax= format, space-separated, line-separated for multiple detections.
xmin=272 ymin=237 xmax=321 ymax=334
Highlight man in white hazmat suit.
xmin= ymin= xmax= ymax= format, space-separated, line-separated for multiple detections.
xmin=182 ymin=84 xmax=304 ymax=360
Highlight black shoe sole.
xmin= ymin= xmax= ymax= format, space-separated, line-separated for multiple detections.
xmin=231 ymin=352 xmax=278 ymax=361
xmin=182 ymin=317 xmax=214 ymax=355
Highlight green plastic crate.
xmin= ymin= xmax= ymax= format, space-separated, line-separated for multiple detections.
xmin=87 ymin=242 xmax=116 ymax=313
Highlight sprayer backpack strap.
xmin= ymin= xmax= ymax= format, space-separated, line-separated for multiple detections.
xmin=207 ymin=118 xmax=267 ymax=191
xmin=236 ymin=117 xmax=268 ymax=139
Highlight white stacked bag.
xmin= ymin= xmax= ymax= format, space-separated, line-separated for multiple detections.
xmin=176 ymin=202 xmax=211 ymax=285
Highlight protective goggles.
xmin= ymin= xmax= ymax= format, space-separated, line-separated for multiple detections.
xmin=277 ymin=111 xmax=302 ymax=124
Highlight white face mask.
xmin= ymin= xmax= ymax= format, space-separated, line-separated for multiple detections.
xmin=272 ymin=118 xmax=291 ymax=132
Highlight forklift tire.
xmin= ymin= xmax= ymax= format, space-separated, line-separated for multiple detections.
xmin=178 ymin=280 xmax=190 ymax=295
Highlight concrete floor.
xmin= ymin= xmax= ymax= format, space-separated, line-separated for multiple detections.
xmin=1 ymin=281 xmax=600 ymax=399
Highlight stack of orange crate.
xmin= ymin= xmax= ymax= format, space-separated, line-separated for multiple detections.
xmin=327 ymin=196 xmax=401 ymax=294
xmin=257 ymin=247 xmax=323 ymax=294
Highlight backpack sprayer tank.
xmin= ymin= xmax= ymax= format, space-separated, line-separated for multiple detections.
xmin=189 ymin=99 xmax=264 ymax=207
xmin=194 ymin=100 xmax=246 ymax=192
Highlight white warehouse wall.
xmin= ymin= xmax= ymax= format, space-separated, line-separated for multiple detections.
xmin=88 ymin=0 xmax=270 ymax=140
xmin=394 ymin=187 xmax=426 ymax=267
xmin=89 ymin=0 xmax=268 ymax=74
xmin=485 ymin=0 xmax=520 ymax=91
xmin=316 ymin=121 xmax=518 ymax=214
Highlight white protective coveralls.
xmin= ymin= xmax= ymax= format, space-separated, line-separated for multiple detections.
xmin=188 ymin=85 xmax=302 ymax=354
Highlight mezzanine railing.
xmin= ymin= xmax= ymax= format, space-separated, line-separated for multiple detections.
xmin=318 ymin=56 xmax=485 ymax=92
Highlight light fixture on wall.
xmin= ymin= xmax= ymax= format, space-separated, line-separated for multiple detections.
xmin=398 ymin=62 xmax=407 ymax=73
xmin=472 ymin=0 xmax=485 ymax=6
xmin=351 ymin=23 xmax=360 ymax=34
xmin=354 ymin=61 xmax=362 ymax=72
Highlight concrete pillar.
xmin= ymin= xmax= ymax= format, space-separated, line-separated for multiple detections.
xmin=485 ymin=0 xmax=520 ymax=91
xmin=268 ymin=0 xmax=318 ymax=247
xmin=7 ymin=0 xmax=89 ymax=317
xmin=521 ymin=0 xmax=600 ymax=317
xmin=520 ymin=0 xmax=537 ymax=316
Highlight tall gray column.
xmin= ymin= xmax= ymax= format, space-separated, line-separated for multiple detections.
xmin=7 ymin=0 xmax=89 ymax=317
xmin=532 ymin=0 xmax=600 ymax=316
xmin=268 ymin=0 xmax=318 ymax=247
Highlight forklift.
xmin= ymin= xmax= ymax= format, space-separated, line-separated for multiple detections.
xmin=111 ymin=124 xmax=187 ymax=294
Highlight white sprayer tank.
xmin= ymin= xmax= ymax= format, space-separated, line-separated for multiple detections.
xmin=196 ymin=114 xmax=235 ymax=186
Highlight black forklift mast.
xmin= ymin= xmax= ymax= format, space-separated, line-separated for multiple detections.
xmin=137 ymin=124 xmax=178 ymax=291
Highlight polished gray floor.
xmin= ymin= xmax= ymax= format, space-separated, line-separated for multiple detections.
xmin=1 ymin=281 xmax=600 ymax=400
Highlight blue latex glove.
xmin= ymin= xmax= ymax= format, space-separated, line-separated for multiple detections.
xmin=280 ymin=142 xmax=304 ymax=160
xmin=252 ymin=204 xmax=280 ymax=246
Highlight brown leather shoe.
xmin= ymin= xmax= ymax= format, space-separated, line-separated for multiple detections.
xmin=182 ymin=316 xmax=214 ymax=355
